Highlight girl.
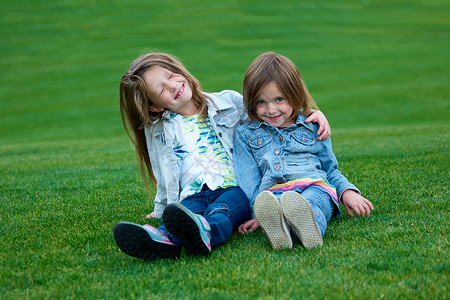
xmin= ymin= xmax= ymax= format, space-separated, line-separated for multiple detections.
xmin=234 ymin=52 xmax=374 ymax=249
xmin=113 ymin=52 xmax=331 ymax=260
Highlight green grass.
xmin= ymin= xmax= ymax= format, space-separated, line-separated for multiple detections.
xmin=1 ymin=0 xmax=449 ymax=298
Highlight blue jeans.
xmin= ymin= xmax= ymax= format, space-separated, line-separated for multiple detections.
xmin=301 ymin=187 xmax=334 ymax=237
xmin=159 ymin=186 xmax=251 ymax=247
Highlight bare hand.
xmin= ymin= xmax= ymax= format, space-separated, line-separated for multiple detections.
xmin=146 ymin=212 xmax=157 ymax=219
xmin=238 ymin=218 xmax=260 ymax=234
xmin=342 ymin=190 xmax=374 ymax=217
xmin=305 ymin=110 xmax=331 ymax=140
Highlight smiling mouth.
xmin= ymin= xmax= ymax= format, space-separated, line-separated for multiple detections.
xmin=267 ymin=115 xmax=281 ymax=121
xmin=175 ymin=84 xmax=184 ymax=99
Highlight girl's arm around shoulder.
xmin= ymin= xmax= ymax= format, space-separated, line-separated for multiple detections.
xmin=341 ymin=189 xmax=374 ymax=217
xmin=305 ymin=110 xmax=330 ymax=140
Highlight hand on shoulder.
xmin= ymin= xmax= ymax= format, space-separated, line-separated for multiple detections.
xmin=304 ymin=110 xmax=331 ymax=141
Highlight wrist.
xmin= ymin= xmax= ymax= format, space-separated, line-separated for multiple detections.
xmin=341 ymin=189 xmax=356 ymax=203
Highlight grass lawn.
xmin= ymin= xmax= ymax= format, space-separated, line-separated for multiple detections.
xmin=1 ymin=0 xmax=449 ymax=298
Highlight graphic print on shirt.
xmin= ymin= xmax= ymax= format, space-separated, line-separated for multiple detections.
xmin=171 ymin=112 xmax=237 ymax=200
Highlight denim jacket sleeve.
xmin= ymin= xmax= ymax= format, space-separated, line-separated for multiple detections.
xmin=316 ymin=138 xmax=360 ymax=202
xmin=145 ymin=122 xmax=180 ymax=218
xmin=223 ymin=90 xmax=248 ymax=124
xmin=209 ymin=90 xmax=248 ymax=125
xmin=233 ymin=125 xmax=262 ymax=217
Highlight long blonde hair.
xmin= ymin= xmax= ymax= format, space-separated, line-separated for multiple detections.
xmin=243 ymin=52 xmax=318 ymax=122
xmin=119 ymin=52 xmax=207 ymax=186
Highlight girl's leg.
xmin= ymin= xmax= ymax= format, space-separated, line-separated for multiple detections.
xmin=203 ymin=186 xmax=251 ymax=247
xmin=160 ymin=186 xmax=250 ymax=255
xmin=300 ymin=187 xmax=334 ymax=237
xmin=113 ymin=188 xmax=213 ymax=260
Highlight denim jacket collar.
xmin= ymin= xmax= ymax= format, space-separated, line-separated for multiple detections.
xmin=247 ymin=113 xmax=314 ymax=132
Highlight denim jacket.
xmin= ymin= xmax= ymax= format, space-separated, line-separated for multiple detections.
xmin=233 ymin=114 xmax=359 ymax=216
xmin=144 ymin=90 xmax=248 ymax=218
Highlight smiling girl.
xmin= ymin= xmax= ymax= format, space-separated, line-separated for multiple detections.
xmin=234 ymin=52 xmax=373 ymax=250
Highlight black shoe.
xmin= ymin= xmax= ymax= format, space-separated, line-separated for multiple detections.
xmin=162 ymin=203 xmax=211 ymax=257
xmin=113 ymin=222 xmax=181 ymax=260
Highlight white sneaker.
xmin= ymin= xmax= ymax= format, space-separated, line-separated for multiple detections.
xmin=280 ymin=191 xmax=323 ymax=249
xmin=254 ymin=191 xmax=292 ymax=249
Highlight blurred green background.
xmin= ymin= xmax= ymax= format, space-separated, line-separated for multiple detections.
xmin=1 ymin=0 xmax=449 ymax=298
xmin=2 ymin=0 xmax=448 ymax=144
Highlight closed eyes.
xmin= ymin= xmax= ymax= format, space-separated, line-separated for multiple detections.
xmin=159 ymin=73 xmax=174 ymax=95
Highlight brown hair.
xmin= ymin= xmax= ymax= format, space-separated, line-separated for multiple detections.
xmin=119 ymin=52 xmax=207 ymax=186
xmin=243 ymin=52 xmax=318 ymax=122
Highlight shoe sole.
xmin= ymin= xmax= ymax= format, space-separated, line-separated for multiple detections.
xmin=280 ymin=191 xmax=323 ymax=249
xmin=113 ymin=222 xmax=181 ymax=260
xmin=254 ymin=191 xmax=292 ymax=249
xmin=163 ymin=204 xmax=211 ymax=257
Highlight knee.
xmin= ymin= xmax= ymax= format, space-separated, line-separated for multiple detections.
xmin=205 ymin=204 xmax=230 ymax=218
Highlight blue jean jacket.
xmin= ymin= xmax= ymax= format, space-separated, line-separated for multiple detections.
xmin=233 ymin=114 xmax=359 ymax=217
xmin=144 ymin=90 xmax=248 ymax=218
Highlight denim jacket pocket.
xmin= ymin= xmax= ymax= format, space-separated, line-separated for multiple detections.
xmin=248 ymin=135 xmax=273 ymax=161
xmin=290 ymin=131 xmax=315 ymax=153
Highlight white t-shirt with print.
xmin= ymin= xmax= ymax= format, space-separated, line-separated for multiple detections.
xmin=171 ymin=113 xmax=238 ymax=200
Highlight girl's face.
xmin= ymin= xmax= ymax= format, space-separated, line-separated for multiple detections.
xmin=255 ymin=81 xmax=294 ymax=128
xmin=143 ymin=66 xmax=195 ymax=116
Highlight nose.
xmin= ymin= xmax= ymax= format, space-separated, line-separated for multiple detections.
xmin=267 ymin=102 xmax=277 ymax=114
xmin=167 ymin=80 xmax=176 ymax=92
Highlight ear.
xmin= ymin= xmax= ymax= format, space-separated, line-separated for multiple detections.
xmin=149 ymin=105 xmax=164 ymax=113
